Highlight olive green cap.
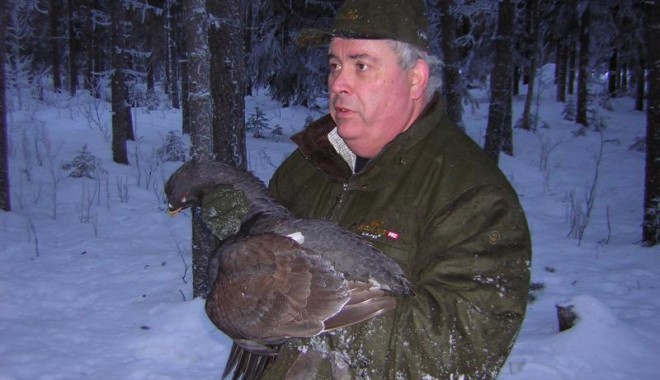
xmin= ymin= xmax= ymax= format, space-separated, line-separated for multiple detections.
xmin=296 ymin=0 xmax=430 ymax=51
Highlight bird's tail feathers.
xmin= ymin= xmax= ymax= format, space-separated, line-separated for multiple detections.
xmin=222 ymin=341 xmax=282 ymax=380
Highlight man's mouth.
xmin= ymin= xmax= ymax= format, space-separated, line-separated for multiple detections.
xmin=334 ymin=105 xmax=353 ymax=114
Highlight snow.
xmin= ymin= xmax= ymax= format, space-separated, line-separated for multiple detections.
xmin=1 ymin=78 xmax=659 ymax=379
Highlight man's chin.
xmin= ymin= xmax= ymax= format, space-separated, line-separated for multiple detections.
xmin=336 ymin=123 xmax=361 ymax=139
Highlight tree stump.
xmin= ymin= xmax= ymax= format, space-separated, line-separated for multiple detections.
xmin=556 ymin=303 xmax=578 ymax=332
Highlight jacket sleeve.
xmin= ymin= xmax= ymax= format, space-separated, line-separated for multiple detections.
xmin=389 ymin=184 xmax=531 ymax=379
xmin=268 ymin=149 xmax=321 ymax=213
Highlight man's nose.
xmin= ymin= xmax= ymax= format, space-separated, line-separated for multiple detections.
xmin=329 ymin=69 xmax=351 ymax=95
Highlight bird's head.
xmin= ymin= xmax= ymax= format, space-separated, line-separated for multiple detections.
xmin=165 ymin=189 xmax=195 ymax=216
xmin=164 ymin=160 xmax=272 ymax=222
xmin=164 ymin=160 xmax=219 ymax=216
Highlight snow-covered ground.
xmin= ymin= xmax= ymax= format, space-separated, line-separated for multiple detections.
xmin=1 ymin=77 xmax=659 ymax=379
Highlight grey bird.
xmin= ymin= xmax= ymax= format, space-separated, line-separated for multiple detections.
xmin=165 ymin=160 xmax=414 ymax=380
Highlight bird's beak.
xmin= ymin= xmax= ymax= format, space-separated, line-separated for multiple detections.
xmin=168 ymin=205 xmax=183 ymax=217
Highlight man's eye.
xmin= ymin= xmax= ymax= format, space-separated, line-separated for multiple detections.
xmin=357 ymin=63 xmax=368 ymax=72
xmin=330 ymin=62 xmax=341 ymax=71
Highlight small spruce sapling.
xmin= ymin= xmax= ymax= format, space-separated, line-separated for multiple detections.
xmin=246 ymin=107 xmax=271 ymax=138
xmin=61 ymin=145 xmax=107 ymax=179
xmin=156 ymin=131 xmax=186 ymax=162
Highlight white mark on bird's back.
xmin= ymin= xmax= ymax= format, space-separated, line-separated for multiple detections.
xmin=287 ymin=231 xmax=305 ymax=244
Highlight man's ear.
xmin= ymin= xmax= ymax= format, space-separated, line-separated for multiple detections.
xmin=410 ymin=59 xmax=430 ymax=100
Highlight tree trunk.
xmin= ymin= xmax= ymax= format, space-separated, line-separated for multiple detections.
xmin=244 ymin=3 xmax=254 ymax=97
xmin=49 ymin=0 xmax=62 ymax=92
xmin=484 ymin=0 xmax=515 ymax=164
xmin=520 ymin=0 xmax=540 ymax=131
xmin=635 ymin=57 xmax=645 ymax=111
xmin=123 ymin=86 xmax=134 ymax=141
xmin=81 ymin=0 xmax=94 ymax=94
xmin=110 ymin=0 xmax=129 ymax=165
xmin=513 ymin=66 xmax=520 ymax=96
xmin=209 ymin=0 xmax=247 ymax=168
xmin=166 ymin=0 xmax=180 ymax=109
xmin=0 ymin=0 xmax=10 ymax=211
xmin=185 ymin=0 xmax=215 ymax=299
xmin=643 ymin=0 xmax=660 ymax=246
xmin=620 ymin=64 xmax=628 ymax=91
xmin=439 ymin=0 xmax=464 ymax=129
xmin=91 ymin=0 xmax=104 ymax=98
xmin=608 ymin=48 xmax=618 ymax=97
xmin=145 ymin=10 xmax=155 ymax=99
xmin=180 ymin=40 xmax=190 ymax=133
xmin=186 ymin=0 xmax=213 ymax=162
xmin=67 ymin=0 xmax=79 ymax=96
xmin=576 ymin=3 xmax=590 ymax=127
xmin=556 ymin=40 xmax=568 ymax=102
xmin=568 ymin=45 xmax=577 ymax=95
xmin=567 ymin=0 xmax=579 ymax=99
xmin=175 ymin=0 xmax=190 ymax=132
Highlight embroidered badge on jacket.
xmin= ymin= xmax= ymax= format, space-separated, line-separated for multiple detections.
xmin=355 ymin=220 xmax=401 ymax=241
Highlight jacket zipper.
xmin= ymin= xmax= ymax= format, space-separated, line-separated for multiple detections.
xmin=328 ymin=182 xmax=349 ymax=222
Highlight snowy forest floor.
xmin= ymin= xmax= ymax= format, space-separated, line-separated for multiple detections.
xmin=1 ymin=76 xmax=659 ymax=379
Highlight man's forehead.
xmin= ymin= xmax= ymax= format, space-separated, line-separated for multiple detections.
xmin=328 ymin=38 xmax=391 ymax=59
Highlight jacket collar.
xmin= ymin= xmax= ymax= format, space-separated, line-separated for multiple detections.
xmin=291 ymin=93 xmax=444 ymax=186
xmin=290 ymin=115 xmax=353 ymax=182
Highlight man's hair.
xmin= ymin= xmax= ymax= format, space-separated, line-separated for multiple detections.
xmin=389 ymin=40 xmax=442 ymax=104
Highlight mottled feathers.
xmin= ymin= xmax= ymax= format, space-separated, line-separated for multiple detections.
xmin=165 ymin=160 xmax=414 ymax=380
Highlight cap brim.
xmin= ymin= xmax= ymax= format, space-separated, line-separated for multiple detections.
xmin=296 ymin=29 xmax=333 ymax=47
xmin=296 ymin=28 xmax=385 ymax=47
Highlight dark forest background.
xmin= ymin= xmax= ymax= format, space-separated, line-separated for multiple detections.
xmin=0 ymin=1 xmax=658 ymax=291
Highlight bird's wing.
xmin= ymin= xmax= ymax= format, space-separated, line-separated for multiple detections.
xmin=322 ymin=281 xmax=397 ymax=331
xmin=272 ymin=219 xmax=414 ymax=296
xmin=205 ymin=233 xmax=351 ymax=342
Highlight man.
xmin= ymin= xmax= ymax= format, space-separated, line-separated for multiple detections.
xmin=264 ymin=0 xmax=531 ymax=378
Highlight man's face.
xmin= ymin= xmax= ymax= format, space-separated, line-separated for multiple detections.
xmin=327 ymin=38 xmax=427 ymax=158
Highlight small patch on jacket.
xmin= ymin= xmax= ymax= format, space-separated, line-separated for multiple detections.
xmin=386 ymin=231 xmax=400 ymax=241
xmin=355 ymin=219 xmax=400 ymax=241
xmin=488 ymin=229 xmax=501 ymax=245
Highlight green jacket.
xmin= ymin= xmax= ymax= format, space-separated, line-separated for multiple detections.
xmin=264 ymin=95 xmax=531 ymax=379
